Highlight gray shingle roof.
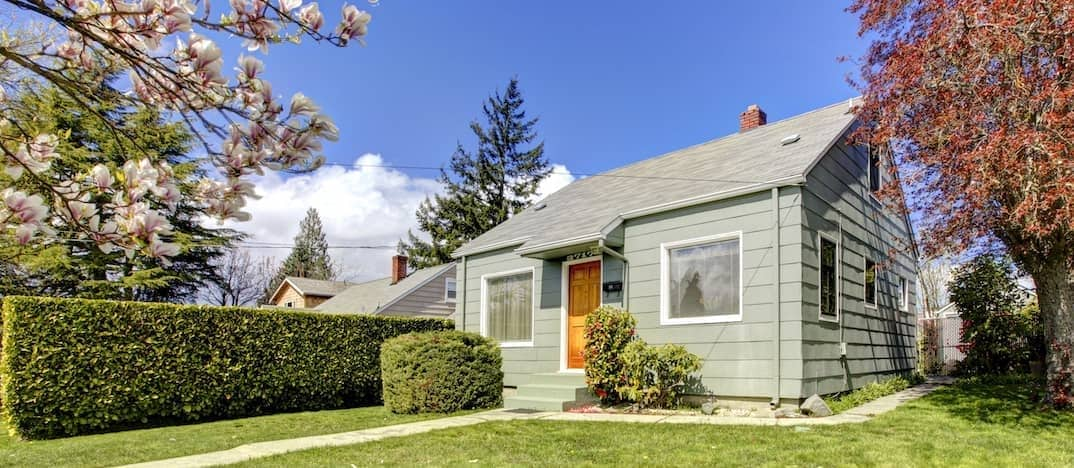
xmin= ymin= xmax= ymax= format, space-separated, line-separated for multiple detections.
xmin=283 ymin=277 xmax=354 ymax=297
xmin=314 ymin=263 xmax=456 ymax=314
xmin=454 ymin=99 xmax=858 ymax=257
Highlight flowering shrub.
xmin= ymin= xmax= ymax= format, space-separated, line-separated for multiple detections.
xmin=1 ymin=1 xmax=374 ymax=261
xmin=617 ymin=340 xmax=702 ymax=409
xmin=582 ymin=305 xmax=637 ymax=403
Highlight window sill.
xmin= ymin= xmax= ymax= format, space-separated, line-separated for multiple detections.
xmin=818 ymin=314 xmax=840 ymax=323
xmin=865 ymin=304 xmax=878 ymax=310
xmin=499 ymin=341 xmax=534 ymax=348
xmin=660 ymin=315 xmax=742 ymax=326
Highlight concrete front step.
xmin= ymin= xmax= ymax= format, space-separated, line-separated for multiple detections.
xmin=505 ymin=372 xmax=597 ymax=412
xmin=515 ymin=383 xmax=594 ymax=401
xmin=526 ymin=372 xmax=587 ymax=386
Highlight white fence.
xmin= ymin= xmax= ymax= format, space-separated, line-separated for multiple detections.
xmin=919 ymin=315 xmax=965 ymax=375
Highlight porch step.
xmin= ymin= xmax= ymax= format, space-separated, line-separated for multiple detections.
xmin=516 ymin=384 xmax=594 ymax=402
xmin=526 ymin=372 xmax=587 ymax=386
xmin=505 ymin=373 xmax=598 ymax=412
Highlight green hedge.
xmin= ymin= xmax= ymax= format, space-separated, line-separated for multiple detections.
xmin=0 ymin=296 xmax=453 ymax=439
xmin=381 ymin=331 xmax=502 ymax=414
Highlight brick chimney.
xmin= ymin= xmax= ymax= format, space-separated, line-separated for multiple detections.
xmin=739 ymin=104 xmax=767 ymax=132
xmin=391 ymin=255 xmax=408 ymax=284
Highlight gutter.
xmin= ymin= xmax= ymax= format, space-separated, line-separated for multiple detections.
xmin=771 ymin=186 xmax=782 ymax=408
xmin=598 ymin=239 xmax=629 ymax=310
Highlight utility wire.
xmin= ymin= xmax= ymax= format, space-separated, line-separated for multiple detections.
xmin=317 ymin=162 xmax=768 ymax=185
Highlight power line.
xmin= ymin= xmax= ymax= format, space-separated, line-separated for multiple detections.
xmin=317 ymin=162 xmax=768 ymax=185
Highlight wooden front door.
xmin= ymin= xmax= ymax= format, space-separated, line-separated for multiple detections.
xmin=567 ymin=260 xmax=601 ymax=369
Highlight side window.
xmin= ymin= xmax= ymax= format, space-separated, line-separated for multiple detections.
xmin=869 ymin=145 xmax=883 ymax=194
xmin=819 ymin=235 xmax=839 ymax=321
xmin=445 ymin=277 xmax=458 ymax=302
xmin=865 ymin=259 xmax=878 ymax=308
xmin=898 ymin=276 xmax=909 ymax=312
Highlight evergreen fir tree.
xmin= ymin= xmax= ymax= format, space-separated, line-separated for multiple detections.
xmin=0 ymin=85 xmax=238 ymax=303
xmin=264 ymin=208 xmax=337 ymax=302
xmin=400 ymin=78 xmax=550 ymax=268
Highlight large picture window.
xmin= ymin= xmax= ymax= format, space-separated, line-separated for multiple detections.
xmin=661 ymin=233 xmax=742 ymax=325
xmin=865 ymin=259 xmax=878 ymax=307
xmin=482 ymin=269 xmax=534 ymax=345
xmin=819 ymin=235 xmax=839 ymax=321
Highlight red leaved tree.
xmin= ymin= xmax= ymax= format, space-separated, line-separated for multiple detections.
xmin=848 ymin=0 xmax=1074 ymax=405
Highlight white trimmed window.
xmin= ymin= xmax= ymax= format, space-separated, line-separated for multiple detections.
xmin=897 ymin=276 xmax=909 ymax=312
xmin=865 ymin=259 xmax=878 ymax=308
xmin=445 ymin=277 xmax=457 ymax=302
xmin=869 ymin=145 xmax=883 ymax=195
xmin=819 ymin=234 xmax=839 ymax=322
xmin=660 ymin=232 xmax=742 ymax=325
xmin=481 ymin=269 xmax=534 ymax=346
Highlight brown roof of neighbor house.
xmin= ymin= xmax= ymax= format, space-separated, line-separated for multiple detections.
xmin=269 ymin=277 xmax=354 ymax=304
xmin=314 ymin=263 xmax=456 ymax=315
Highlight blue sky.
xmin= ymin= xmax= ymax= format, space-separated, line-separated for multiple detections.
xmin=261 ymin=1 xmax=867 ymax=176
xmin=220 ymin=1 xmax=871 ymax=279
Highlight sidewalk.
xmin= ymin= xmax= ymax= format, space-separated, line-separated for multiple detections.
xmin=120 ymin=378 xmax=951 ymax=467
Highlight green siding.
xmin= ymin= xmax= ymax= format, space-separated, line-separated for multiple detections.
xmin=799 ymin=140 xmax=918 ymax=396
xmin=620 ymin=188 xmax=804 ymax=399
xmin=455 ymin=134 xmax=916 ymax=400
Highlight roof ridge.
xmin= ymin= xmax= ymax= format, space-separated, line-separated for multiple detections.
xmin=595 ymin=97 xmax=858 ymax=178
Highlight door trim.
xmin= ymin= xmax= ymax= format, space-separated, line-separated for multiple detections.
xmin=560 ymin=256 xmax=602 ymax=373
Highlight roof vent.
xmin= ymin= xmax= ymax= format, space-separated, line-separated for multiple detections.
xmin=533 ymin=202 xmax=547 ymax=211
xmin=780 ymin=134 xmax=801 ymax=146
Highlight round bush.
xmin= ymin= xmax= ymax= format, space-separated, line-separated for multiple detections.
xmin=380 ymin=330 xmax=503 ymax=414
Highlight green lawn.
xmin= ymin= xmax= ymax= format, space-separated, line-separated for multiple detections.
xmin=237 ymin=379 xmax=1074 ymax=467
xmin=0 ymin=406 xmax=456 ymax=467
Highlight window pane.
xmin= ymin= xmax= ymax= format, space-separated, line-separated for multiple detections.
xmin=865 ymin=259 xmax=877 ymax=305
xmin=898 ymin=277 xmax=908 ymax=309
xmin=869 ymin=148 xmax=882 ymax=193
xmin=820 ymin=237 xmax=837 ymax=318
xmin=486 ymin=272 xmax=533 ymax=342
xmin=445 ymin=278 xmax=457 ymax=301
xmin=668 ymin=238 xmax=740 ymax=319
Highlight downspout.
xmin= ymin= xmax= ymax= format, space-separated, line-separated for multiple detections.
xmin=599 ymin=239 xmax=629 ymax=310
xmin=459 ymin=255 xmax=467 ymax=331
xmin=771 ymin=187 xmax=782 ymax=408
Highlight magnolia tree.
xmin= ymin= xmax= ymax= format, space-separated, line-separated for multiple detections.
xmin=849 ymin=0 xmax=1074 ymax=406
xmin=0 ymin=0 xmax=372 ymax=261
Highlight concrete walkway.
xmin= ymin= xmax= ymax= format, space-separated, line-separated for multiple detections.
xmin=120 ymin=378 xmax=951 ymax=467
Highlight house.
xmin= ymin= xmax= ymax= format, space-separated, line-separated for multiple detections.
xmin=314 ymin=255 xmax=457 ymax=318
xmin=267 ymin=276 xmax=354 ymax=308
xmin=451 ymin=100 xmax=918 ymax=410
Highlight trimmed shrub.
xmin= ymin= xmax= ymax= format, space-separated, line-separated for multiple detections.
xmin=380 ymin=331 xmax=502 ymax=413
xmin=0 ymin=296 xmax=452 ymax=439
xmin=582 ymin=306 xmax=637 ymax=403
xmin=617 ymin=340 xmax=702 ymax=409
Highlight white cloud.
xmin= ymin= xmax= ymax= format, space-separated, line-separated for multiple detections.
xmin=536 ymin=164 xmax=575 ymax=200
xmin=224 ymin=154 xmax=441 ymax=282
xmin=225 ymin=155 xmax=575 ymax=282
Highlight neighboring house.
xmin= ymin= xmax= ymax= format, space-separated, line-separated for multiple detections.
xmin=315 ymin=255 xmax=457 ymax=318
xmin=267 ymin=277 xmax=353 ymax=309
xmin=452 ymin=100 xmax=919 ymax=410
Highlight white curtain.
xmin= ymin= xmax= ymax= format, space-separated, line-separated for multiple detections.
xmin=487 ymin=272 xmax=533 ymax=342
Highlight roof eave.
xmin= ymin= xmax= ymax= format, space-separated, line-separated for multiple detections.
xmin=452 ymin=236 xmax=531 ymax=259
xmin=512 ymin=176 xmax=807 ymax=258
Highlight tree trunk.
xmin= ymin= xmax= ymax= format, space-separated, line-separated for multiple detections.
xmin=1029 ymin=260 xmax=1074 ymax=407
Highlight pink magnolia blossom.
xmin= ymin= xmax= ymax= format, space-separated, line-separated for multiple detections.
xmin=3 ymin=0 xmax=376 ymax=260
xmin=336 ymin=4 xmax=371 ymax=44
